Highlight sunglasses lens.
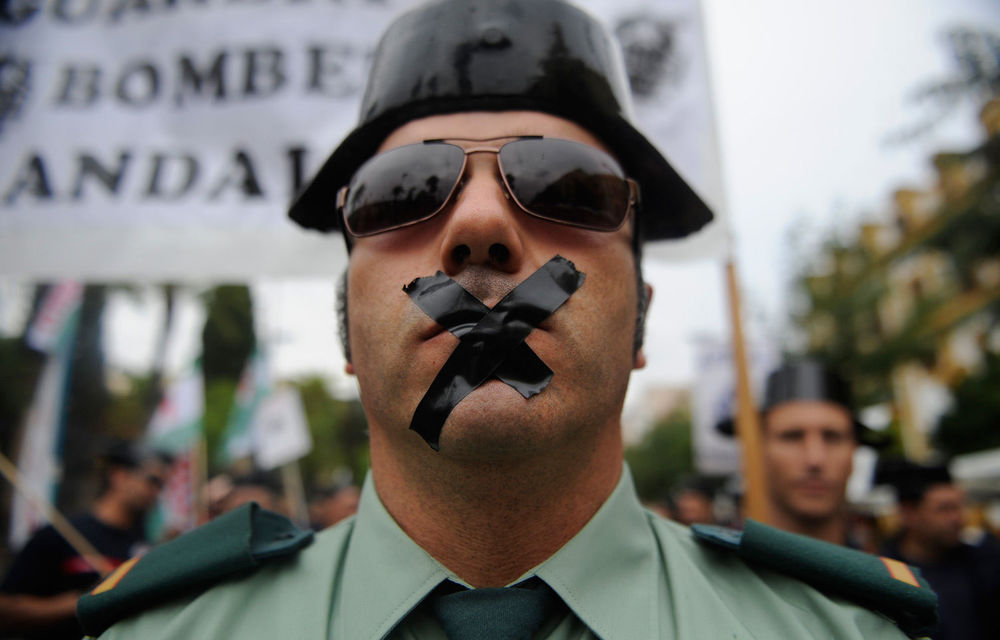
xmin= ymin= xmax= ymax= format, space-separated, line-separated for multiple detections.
xmin=499 ymin=138 xmax=630 ymax=231
xmin=343 ymin=142 xmax=465 ymax=236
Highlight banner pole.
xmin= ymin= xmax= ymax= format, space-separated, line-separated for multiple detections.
xmin=724 ymin=258 xmax=770 ymax=523
xmin=0 ymin=450 xmax=112 ymax=577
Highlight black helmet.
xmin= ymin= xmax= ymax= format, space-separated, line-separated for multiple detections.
xmin=288 ymin=0 xmax=713 ymax=242
xmin=761 ymin=360 xmax=857 ymax=416
xmin=717 ymin=360 xmax=891 ymax=448
xmin=874 ymin=459 xmax=953 ymax=505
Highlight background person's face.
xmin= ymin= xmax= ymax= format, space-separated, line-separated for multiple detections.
xmin=762 ymin=400 xmax=856 ymax=523
xmin=906 ymin=484 xmax=965 ymax=552
xmin=120 ymin=460 xmax=167 ymax=515
xmin=346 ymin=111 xmax=643 ymax=462
xmin=674 ymin=490 xmax=713 ymax=526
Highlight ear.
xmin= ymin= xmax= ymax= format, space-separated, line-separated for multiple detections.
xmin=345 ymin=362 xmax=355 ymax=375
xmin=633 ymin=282 xmax=653 ymax=370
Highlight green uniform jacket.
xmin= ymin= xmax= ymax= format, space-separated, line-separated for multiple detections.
xmin=82 ymin=467 xmax=934 ymax=639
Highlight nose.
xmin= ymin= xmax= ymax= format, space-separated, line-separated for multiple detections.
xmin=802 ymin=434 xmax=827 ymax=469
xmin=437 ymin=153 xmax=525 ymax=276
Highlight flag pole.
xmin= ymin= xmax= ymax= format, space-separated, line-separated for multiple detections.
xmin=280 ymin=461 xmax=310 ymax=529
xmin=689 ymin=0 xmax=768 ymax=522
xmin=194 ymin=436 xmax=209 ymax=526
xmin=0 ymin=450 xmax=112 ymax=577
xmin=724 ymin=258 xmax=770 ymax=523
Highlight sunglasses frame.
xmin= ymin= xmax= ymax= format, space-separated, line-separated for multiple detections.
xmin=337 ymin=136 xmax=639 ymax=238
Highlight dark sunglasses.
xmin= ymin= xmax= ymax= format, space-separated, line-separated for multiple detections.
xmin=337 ymin=136 xmax=638 ymax=237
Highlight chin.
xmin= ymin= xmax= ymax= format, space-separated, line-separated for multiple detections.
xmin=433 ymin=388 xmax=567 ymax=460
xmin=789 ymin=501 xmax=841 ymax=523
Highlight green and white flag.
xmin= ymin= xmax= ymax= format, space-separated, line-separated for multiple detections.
xmin=217 ymin=349 xmax=272 ymax=467
xmin=147 ymin=364 xmax=204 ymax=455
xmin=146 ymin=363 xmax=204 ymax=537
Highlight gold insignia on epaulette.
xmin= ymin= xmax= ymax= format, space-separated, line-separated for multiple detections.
xmin=879 ymin=557 xmax=919 ymax=587
xmin=91 ymin=557 xmax=140 ymax=595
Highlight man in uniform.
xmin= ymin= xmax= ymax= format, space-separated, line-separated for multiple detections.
xmin=78 ymin=1 xmax=936 ymax=638
xmin=718 ymin=360 xmax=887 ymax=545
xmin=756 ymin=360 xmax=884 ymax=546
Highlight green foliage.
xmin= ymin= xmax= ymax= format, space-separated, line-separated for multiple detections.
xmin=293 ymin=377 xmax=369 ymax=487
xmin=203 ymin=377 xmax=239 ymax=469
xmin=790 ymin=239 xmax=899 ymax=407
xmin=103 ymin=374 xmax=158 ymax=441
xmin=60 ymin=285 xmax=111 ymax=512
xmin=201 ymin=285 xmax=255 ymax=382
xmin=935 ymin=352 xmax=1000 ymax=456
xmin=0 ymin=337 xmax=42 ymax=455
xmin=925 ymin=159 xmax=1000 ymax=291
xmin=625 ymin=409 xmax=693 ymax=502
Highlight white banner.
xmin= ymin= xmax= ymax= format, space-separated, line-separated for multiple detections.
xmin=0 ymin=0 xmax=725 ymax=279
xmin=690 ymin=335 xmax=778 ymax=475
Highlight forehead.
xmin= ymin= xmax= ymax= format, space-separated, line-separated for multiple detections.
xmin=377 ymin=110 xmax=612 ymax=154
xmin=923 ymin=484 xmax=963 ymax=505
xmin=136 ymin=458 xmax=166 ymax=474
xmin=764 ymin=400 xmax=854 ymax=433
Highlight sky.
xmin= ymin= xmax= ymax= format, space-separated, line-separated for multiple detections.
xmin=3 ymin=0 xmax=999 ymax=441
xmin=624 ymin=0 xmax=1000 ymax=433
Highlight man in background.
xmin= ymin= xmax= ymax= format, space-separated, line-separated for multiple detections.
xmin=881 ymin=462 xmax=1000 ymax=640
xmin=308 ymin=482 xmax=360 ymax=530
xmin=669 ymin=477 xmax=716 ymax=527
xmin=755 ymin=360 xmax=885 ymax=546
xmin=0 ymin=441 xmax=168 ymax=640
xmin=208 ymin=471 xmax=286 ymax=518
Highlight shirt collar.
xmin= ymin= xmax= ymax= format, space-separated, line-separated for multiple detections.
xmin=534 ymin=465 xmax=659 ymax=640
xmin=338 ymin=465 xmax=657 ymax=640
xmin=337 ymin=473 xmax=453 ymax=640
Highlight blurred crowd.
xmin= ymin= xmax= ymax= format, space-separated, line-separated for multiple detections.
xmin=1 ymin=361 xmax=998 ymax=639
xmin=0 ymin=442 xmax=359 ymax=640
xmin=646 ymin=462 xmax=1000 ymax=640
xmin=642 ymin=360 xmax=1000 ymax=640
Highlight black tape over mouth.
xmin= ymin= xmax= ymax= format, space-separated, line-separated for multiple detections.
xmin=403 ymin=255 xmax=585 ymax=450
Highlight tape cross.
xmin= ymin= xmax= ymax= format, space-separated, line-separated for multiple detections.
xmin=403 ymin=255 xmax=585 ymax=450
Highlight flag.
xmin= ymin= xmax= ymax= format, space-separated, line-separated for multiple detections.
xmin=253 ymin=386 xmax=313 ymax=471
xmin=217 ymin=349 xmax=271 ymax=467
xmin=146 ymin=364 xmax=204 ymax=455
xmin=8 ymin=282 xmax=82 ymax=549
xmin=145 ymin=364 xmax=204 ymax=537
xmin=24 ymin=282 xmax=83 ymax=353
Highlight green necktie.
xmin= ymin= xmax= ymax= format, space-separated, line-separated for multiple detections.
xmin=431 ymin=578 xmax=560 ymax=640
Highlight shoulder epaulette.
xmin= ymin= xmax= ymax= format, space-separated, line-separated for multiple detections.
xmin=691 ymin=519 xmax=938 ymax=638
xmin=77 ymin=502 xmax=313 ymax=637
